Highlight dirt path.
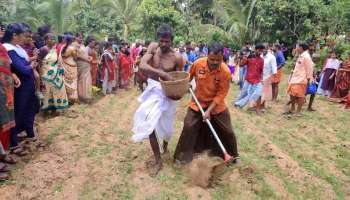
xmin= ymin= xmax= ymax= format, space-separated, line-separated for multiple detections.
xmin=1 ymin=83 xmax=349 ymax=199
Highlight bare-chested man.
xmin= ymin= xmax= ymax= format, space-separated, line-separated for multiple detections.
xmin=132 ymin=24 xmax=183 ymax=176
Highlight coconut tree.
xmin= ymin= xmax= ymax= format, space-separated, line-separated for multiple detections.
xmin=38 ymin=0 xmax=72 ymax=33
xmin=216 ymin=0 xmax=258 ymax=45
xmin=98 ymin=0 xmax=141 ymax=41
xmin=10 ymin=0 xmax=72 ymax=33
xmin=13 ymin=0 xmax=46 ymax=29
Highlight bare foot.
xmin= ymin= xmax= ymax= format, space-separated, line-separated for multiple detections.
xmin=256 ymin=109 xmax=263 ymax=116
xmin=149 ymin=161 xmax=162 ymax=177
xmin=283 ymin=110 xmax=293 ymax=115
xmin=0 ymin=172 xmax=9 ymax=181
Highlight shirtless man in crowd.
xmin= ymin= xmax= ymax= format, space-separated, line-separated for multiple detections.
xmin=138 ymin=24 xmax=183 ymax=175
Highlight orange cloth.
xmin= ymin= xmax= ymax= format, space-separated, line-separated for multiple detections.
xmin=89 ymin=48 xmax=98 ymax=86
xmin=271 ymin=68 xmax=283 ymax=83
xmin=287 ymin=83 xmax=307 ymax=98
xmin=189 ymin=57 xmax=231 ymax=115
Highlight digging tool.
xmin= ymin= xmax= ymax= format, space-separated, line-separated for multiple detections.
xmin=189 ymin=88 xmax=233 ymax=162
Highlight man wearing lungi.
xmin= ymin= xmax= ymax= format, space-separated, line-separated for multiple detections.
xmin=261 ymin=44 xmax=277 ymax=109
xmin=174 ymin=42 xmax=239 ymax=164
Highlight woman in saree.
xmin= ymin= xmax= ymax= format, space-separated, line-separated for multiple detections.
xmin=0 ymin=27 xmax=20 ymax=179
xmin=74 ymin=33 xmax=92 ymax=103
xmin=59 ymin=34 xmax=78 ymax=104
xmin=118 ymin=45 xmax=132 ymax=89
xmin=318 ymin=51 xmax=342 ymax=97
xmin=2 ymin=23 xmax=39 ymax=155
xmin=100 ymin=42 xmax=116 ymax=95
xmin=330 ymin=52 xmax=350 ymax=100
xmin=39 ymin=33 xmax=69 ymax=114
xmin=86 ymin=36 xmax=98 ymax=86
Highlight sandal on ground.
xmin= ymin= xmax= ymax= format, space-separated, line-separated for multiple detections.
xmin=10 ymin=146 xmax=29 ymax=157
xmin=0 ymin=172 xmax=9 ymax=181
xmin=231 ymin=157 xmax=241 ymax=165
xmin=25 ymin=137 xmax=37 ymax=142
xmin=17 ymin=131 xmax=27 ymax=139
xmin=0 ymin=162 xmax=9 ymax=172
xmin=294 ymin=113 xmax=303 ymax=117
xmin=1 ymin=155 xmax=17 ymax=164
xmin=282 ymin=111 xmax=293 ymax=115
xmin=36 ymin=141 xmax=46 ymax=148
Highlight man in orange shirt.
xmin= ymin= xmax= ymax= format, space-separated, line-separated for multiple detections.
xmin=174 ymin=42 xmax=239 ymax=164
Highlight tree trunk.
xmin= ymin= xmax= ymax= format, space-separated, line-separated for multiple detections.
xmin=123 ymin=23 xmax=128 ymax=42
xmin=9 ymin=0 xmax=16 ymax=17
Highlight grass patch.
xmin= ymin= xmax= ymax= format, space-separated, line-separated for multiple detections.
xmin=53 ymin=180 xmax=63 ymax=194
xmin=46 ymin=124 xmax=65 ymax=145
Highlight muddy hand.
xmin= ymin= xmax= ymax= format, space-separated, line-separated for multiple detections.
xmin=162 ymin=72 xmax=174 ymax=81
xmin=202 ymin=110 xmax=211 ymax=121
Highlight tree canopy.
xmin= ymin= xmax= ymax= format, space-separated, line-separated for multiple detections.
xmin=0 ymin=0 xmax=349 ymax=47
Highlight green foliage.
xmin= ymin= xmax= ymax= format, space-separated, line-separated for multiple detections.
xmin=70 ymin=1 xmax=113 ymax=36
xmin=138 ymin=0 xmax=186 ymax=41
xmin=0 ymin=0 xmax=12 ymax=24
xmin=334 ymin=42 xmax=350 ymax=60
xmin=318 ymin=47 xmax=329 ymax=69
xmin=0 ymin=0 xmax=348 ymax=47
xmin=255 ymin=0 xmax=325 ymax=44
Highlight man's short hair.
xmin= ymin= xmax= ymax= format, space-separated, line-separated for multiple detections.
xmin=21 ymin=23 xmax=32 ymax=33
xmin=156 ymin=24 xmax=173 ymax=40
xmin=255 ymin=43 xmax=265 ymax=50
xmin=105 ymin=41 xmax=113 ymax=49
xmin=208 ymin=42 xmax=224 ymax=55
xmin=299 ymin=43 xmax=309 ymax=51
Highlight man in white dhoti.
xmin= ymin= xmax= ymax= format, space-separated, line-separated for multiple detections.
xmin=261 ymin=45 xmax=277 ymax=109
xmin=132 ymin=24 xmax=184 ymax=176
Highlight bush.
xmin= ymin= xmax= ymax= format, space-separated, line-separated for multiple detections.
xmin=334 ymin=42 xmax=350 ymax=60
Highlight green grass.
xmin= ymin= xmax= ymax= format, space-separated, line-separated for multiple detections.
xmin=52 ymin=181 xmax=64 ymax=194
xmin=2 ymin=74 xmax=349 ymax=199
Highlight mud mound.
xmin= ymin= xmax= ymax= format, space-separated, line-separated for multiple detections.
xmin=187 ymin=153 xmax=223 ymax=188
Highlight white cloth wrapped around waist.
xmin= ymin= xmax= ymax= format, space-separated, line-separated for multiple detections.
xmin=132 ymin=79 xmax=176 ymax=142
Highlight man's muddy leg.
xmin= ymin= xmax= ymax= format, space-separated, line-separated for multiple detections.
xmin=162 ymin=141 xmax=168 ymax=154
xmin=149 ymin=131 xmax=162 ymax=176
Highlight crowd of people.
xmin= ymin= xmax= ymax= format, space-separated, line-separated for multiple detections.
xmin=1 ymin=21 xmax=349 ymax=180
xmin=0 ymin=22 xmax=142 ymax=180
xmin=229 ymin=41 xmax=350 ymax=116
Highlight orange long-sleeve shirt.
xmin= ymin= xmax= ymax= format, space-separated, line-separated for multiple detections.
xmin=189 ymin=57 xmax=231 ymax=115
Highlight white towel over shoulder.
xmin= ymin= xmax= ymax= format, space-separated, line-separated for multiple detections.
xmin=132 ymin=79 xmax=176 ymax=142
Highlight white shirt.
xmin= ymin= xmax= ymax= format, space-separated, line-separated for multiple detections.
xmin=324 ymin=58 xmax=341 ymax=70
xmin=263 ymin=50 xmax=278 ymax=81
xmin=181 ymin=52 xmax=188 ymax=62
